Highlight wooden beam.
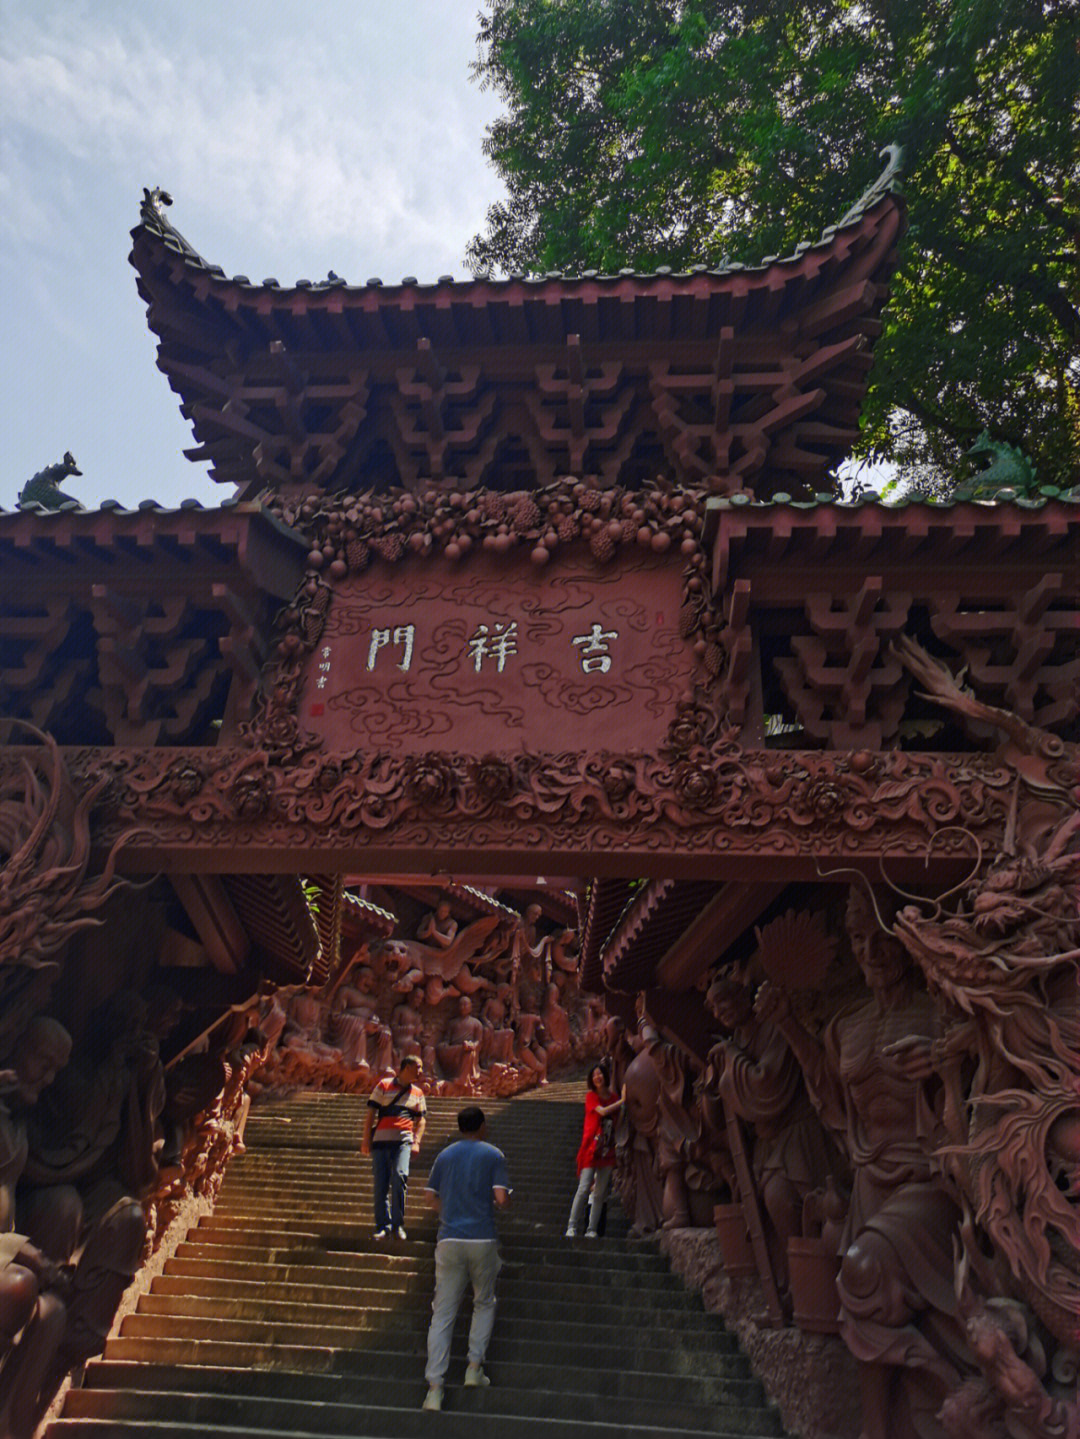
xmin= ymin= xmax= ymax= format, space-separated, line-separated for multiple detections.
xmin=655 ymin=881 xmax=788 ymax=989
xmin=169 ymin=872 xmax=250 ymax=973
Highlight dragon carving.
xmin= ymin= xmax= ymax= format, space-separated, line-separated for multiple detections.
xmin=884 ymin=642 xmax=1080 ymax=1433
xmin=0 ymin=723 xmax=134 ymax=1057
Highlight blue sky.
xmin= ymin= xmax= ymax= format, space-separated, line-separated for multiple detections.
xmin=1 ymin=2 xmax=507 ymax=509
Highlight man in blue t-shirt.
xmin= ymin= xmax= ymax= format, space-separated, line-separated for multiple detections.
xmin=421 ymin=1105 xmax=511 ymax=1412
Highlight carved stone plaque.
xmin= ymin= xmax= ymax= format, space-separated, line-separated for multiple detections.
xmin=298 ymin=550 xmax=690 ymax=754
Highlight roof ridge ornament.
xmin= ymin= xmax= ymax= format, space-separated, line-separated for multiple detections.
xmin=141 ymin=186 xmax=174 ymax=223
xmin=835 ymin=144 xmax=905 ymax=230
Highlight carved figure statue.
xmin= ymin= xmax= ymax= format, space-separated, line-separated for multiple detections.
xmin=479 ymin=984 xmax=516 ymax=1066
xmin=549 ymin=929 xmax=579 ymax=975
xmin=391 ymin=986 xmax=435 ymax=1074
xmin=540 ymin=982 xmax=573 ymax=1069
xmin=511 ymin=1012 xmax=547 ymax=1083
xmin=705 ymin=973 xmax=835 ymax=1294
xmin=0 ymin=1017 xmax=72 ymax=1439
xmin=416 ymin=900 xmax=457 ymax=950
xmin=602 ymin=1015 xmax=635 ymax=1095
xmin=517 ymin=905 xmax=549 ymax=1014
xmin=620 ymin=1004 xmax=697 ymax=1234
xmin=17 ymin=454 xmax=82 ymax=511
xmin=435 ymin=996 xmax=484 ymax=1090
xmin=756 ymin=888 xmax=966 ymax=1439
xmin=280 ymin=991 xmax=341 ymax=1068
xmin=331 ymin=965 xmax=393 ymax=1073
xmin=18 ymin=993 xmax=158 ymax=1404
xmin=474 ymin=918 xmax=518 ymax=989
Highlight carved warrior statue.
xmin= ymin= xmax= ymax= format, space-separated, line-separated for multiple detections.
xmin=619 ymin=1000 xmax=697 ymax=1235
xmin=704 ymin=972 xmax=836 ymax=1298
xmin=756 ymin=889 xmax=968 ymax=1439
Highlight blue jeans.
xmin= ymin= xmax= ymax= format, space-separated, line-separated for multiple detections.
xmin=425 ymin=1239 xmax=500 ymax=1385
xmin=371 ymin=1142 xmax=411 ymax=1230
xmin=566 ymin=1166 xmax=613 ymax=1236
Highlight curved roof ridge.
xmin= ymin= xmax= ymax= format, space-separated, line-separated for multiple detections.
xmin=834 ymin=144 xmax=905 ymax=231
xmin=133 ymin=147 xmax=905 ymax=295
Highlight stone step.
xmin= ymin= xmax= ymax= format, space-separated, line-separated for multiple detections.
xmin=74 ymin=1363 xmax=771 ymax=1435
xmin=218 ymin=1168 xmax=580 ymax=1187
xmin=192 ymin=1217 xmax=641 ymax=1256
xmin=116 ymin=1314 xmax=739 ymax=1376
xmin=171 ymin=1239 xmax=680 ymax=1286
xmin=55 ymin=1385 xmax=783 ymax=1439
xmin=158 ymin=1257 xmax=688 ymax=1307
xmin=210 ymin=1194 xmax=588 ymax=1218
xmin=148 ymin=1273 xmax=715 ymax=1323
xmin=133 ymin=1293 xmax=733 ymax=1352
xmin=90 ymin=1342 xmax=762 ymax=1407
xmin=46 ymin=1083 xmax=790 ymax=1439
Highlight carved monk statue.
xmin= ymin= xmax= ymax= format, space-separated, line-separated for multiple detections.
xmin=416 ymin=900 xmax=457 ymax=950
xmin=512 ymin=1012 xmax=548 ymax=1083
xmin=435 ymin=996 xmax=484 ymax=1090
xmin=705 ymin=972 xmax=835 ymax=1294
xmin=541 ymin=981 xmax=573 ymax=1070
xmin=756 ymin=888 xmax=966 ymax=1439
xmin=517 ymin=904 xmax=549 ymax=1014
xmin=331 ymin=965 xmax=393 ymax=1073
xmin=480 ymin=984 xmax=516 ymax=1066
xmin=390 ymin=986 xmax=435 ymax=1075
xmin=0 ymin=1017 xmax=72 ymax=1439
xmin=521 ymin=902 xmax=545 ymax=954
xmin=280 ymin=990 xmax=341 ymax=1068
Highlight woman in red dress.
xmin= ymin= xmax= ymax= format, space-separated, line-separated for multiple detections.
xmin=565 ymin=1063 xmax=622 ymax=1238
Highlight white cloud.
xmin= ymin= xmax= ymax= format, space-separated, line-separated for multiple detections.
xmin=0 ymin=2 xmax=508 ymax=509
xmin=0 ymin=6 xmax=503 ymax=271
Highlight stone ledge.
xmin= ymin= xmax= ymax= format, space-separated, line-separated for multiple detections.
xmin=656 ymin=1226 xmax=860 ymax=1439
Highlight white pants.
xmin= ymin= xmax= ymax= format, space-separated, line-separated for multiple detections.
xmin=425 ymin=1238 xmax=500 ymax=1385
xmin=567 ymin=1165 xmax=613 ymax=1236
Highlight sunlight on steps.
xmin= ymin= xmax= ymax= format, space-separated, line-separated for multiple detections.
xmin=46 ymin=1079 xmax=786 ymax=1438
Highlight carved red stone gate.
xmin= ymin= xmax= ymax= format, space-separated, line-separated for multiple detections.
xmin=1 ymin=159 xmax=1077 ymax=1439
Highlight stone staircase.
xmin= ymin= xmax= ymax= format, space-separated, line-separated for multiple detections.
xmin=46 ymin=1078 xmax=786 ymax=1437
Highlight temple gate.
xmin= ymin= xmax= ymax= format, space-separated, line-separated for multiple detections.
xmin=1 ymin=154 xmax=1077 ymax=1437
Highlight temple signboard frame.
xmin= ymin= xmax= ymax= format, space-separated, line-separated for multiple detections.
xmin=283 ymin=549 xmax=694 ymax=756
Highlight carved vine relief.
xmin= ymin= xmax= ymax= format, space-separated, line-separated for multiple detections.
xmin=26 ymin=738 xmax=1026 ymax=868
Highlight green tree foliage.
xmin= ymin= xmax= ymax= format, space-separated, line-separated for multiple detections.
xmin=470 ymin=1 xmax=1080 ymax=485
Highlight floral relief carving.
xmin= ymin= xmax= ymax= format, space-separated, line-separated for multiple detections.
xmin=240 ymin=478 xmax=724 ymax=764
xmin=22 ymin=739 xmax=1029 ymax=867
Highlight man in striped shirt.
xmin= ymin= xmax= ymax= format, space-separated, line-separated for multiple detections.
xmin=361 ymin=1055 xmax=427 ymax=1240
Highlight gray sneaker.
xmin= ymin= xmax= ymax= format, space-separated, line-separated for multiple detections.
xmin=464 ymin=1365 xmax=490 ymax=1387
xmin=422 ymin=1386 xmax=443 ymax=1411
